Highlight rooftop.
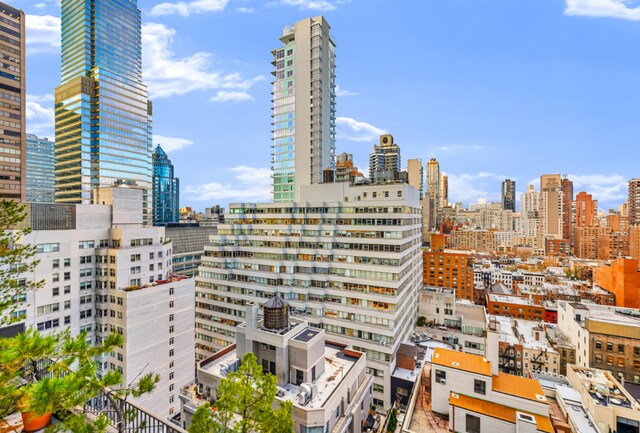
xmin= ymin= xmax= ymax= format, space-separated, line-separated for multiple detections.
xmin=200 ymin=343 xmax=359 ymax=410
xmin=492 ymin=372 xmax=547 ymax=403
xmin=449 ymin=393 xmax=553 ymax=433
xmin=555 ymin=386 xmax=599 ymax=433
xmin=571 ymin=366 xmax=640 ymax=410
xmin=293 ymin=328 xmax=321 ymax=342
xmin=488 ymin=293 xmax=537 ymax=306
xmin=431 ymin=348 xmax=491 ymax=376
xmin=277 ymin=344 xmax=359 ymax=409
xmin=491 ymin=316 xmax=555 ymax=351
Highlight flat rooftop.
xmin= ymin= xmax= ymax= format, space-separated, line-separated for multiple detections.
xmin=488 ymin=293 xmax=536 ymax=305
xmin=293 ymin=328 xmax=320 ymax=342
xmin=278 ymin=344 xmax=358 ymax=409
xmin=491 ymin=316 xmax=554 ymax=351
xmin=200 ymin=343 xmax=359 ymax=410
xmin=571 ymin=367 xmax=639 ymax=410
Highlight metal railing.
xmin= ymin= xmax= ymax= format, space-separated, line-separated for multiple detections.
xmin=84 ymin=389 xmax=187 ymax=433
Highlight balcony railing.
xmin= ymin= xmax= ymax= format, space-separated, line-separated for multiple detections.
xmin=84 ymin=389 xmax=187 ymax=433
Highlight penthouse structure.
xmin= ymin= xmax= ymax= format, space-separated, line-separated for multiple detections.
xmin=195 ymin=181 xmax=422 ymax=408
xmin=181 ymin=299 xmax=373 ymax=433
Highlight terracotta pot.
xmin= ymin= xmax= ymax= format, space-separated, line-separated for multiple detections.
xmin=21 ymin=411 xmax=52 ymax=432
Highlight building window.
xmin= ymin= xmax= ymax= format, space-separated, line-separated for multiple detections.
xmin=466 ymin=414 xmax=480 ymax=433
xmin=618 ymin=357 xmax=625 ymax=368
xmin=52 ymin=287 xmax=59 ymax=296
xmin=474 ymin=379 xmax=486 ymax=395
xmin=606 ymin=355 xmax=614 ymax=366
xmin=595 ymin=354 xmax=602 ymax=364
xmin=435 ymin=370 xmax=446 ymax=384
xmin=618 ymin=344 xmax=625 ymax=354
xmin=595 ymin=340 xmax=602 ymax=350
xmin=607 ymin=343 xmax=614 ymax=352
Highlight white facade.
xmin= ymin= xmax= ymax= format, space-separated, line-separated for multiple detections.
xmin=10 ymin=187 xmax=195 ymax=419
xmin=195 ymin=182 xmax=422 ymax=408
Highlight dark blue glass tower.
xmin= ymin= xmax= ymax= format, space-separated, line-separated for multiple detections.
xmin=152 ymin=145 xmax=179 ymax=226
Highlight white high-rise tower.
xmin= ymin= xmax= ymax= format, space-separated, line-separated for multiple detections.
xmin=271 ymin=16 xmax=336 ymax=202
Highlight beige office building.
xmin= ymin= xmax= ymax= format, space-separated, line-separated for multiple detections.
xmin=540 ymin=174 xmax=563 ymax=239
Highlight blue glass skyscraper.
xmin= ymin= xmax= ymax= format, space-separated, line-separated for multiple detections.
xmin=54 ymin=0 xmax=152 ymax=222
xmin=26 ymin=134 xmax=55 ymax=203
xmin=152 ymin=145 xmax=179 ymax=226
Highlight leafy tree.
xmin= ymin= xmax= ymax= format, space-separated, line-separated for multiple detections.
xmin=189 ymin=352 xmax=293 ymax=433
xmin=0 ymin=200 xmax=43 ymax=325
xmin=416 ymin=316 xmax=426 ymax=327
xmin=0 ymin=199 xmax=159 ymax=432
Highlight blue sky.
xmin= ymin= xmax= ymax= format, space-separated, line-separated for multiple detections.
xmin=18 ymin=0 xmax=640 ymax=211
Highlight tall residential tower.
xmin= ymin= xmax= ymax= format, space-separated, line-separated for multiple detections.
xmin=271 ymin=16 xmax=336 ymax=202
xmin=55 ymin=0 xmax=152 ymax=222
xmin=0 ymin=3 xmax=25 ymax=201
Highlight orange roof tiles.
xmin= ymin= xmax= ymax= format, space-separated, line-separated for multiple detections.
xmin=450 ymin=393 xmax=553 ymax=433
xmin=432 ymin=348 xmax=492 ymax=376
xmin=492 ymin=372 xmax=547 ymax=403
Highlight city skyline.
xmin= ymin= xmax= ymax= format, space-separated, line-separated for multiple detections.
xmin=16 ymin=0 xmax=640 ymax=210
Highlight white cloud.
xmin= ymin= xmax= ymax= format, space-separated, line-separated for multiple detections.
xmin=336 ymin=117 xmax=386 ymax=142
xmin=274 ymin=0 xmax=340 ymax=10
xmin=150 ymin=0 xmax=229 ymax=16
xmin=235 ymin=6 xmax=255 ymax=12
xmin=565 ymin=0 xmax=640 ymax=20
xmin=335 ymin=86 xmax=358 ymax=97
xmin=142 ymin=22 xmax=264 ymax=99
xmin=430 ymin=144 xmax=491 ymax=154
xmin=208 ymin=90 xmax=254 ymax=102
xmin=26 ymin=94 xmax=55 ymax=138
xmin=568 ymin=174 xmax=628 ymax=206
xmin=25 ymin=14 xmax=60 ymax=55
xmin=34 ymin=3 xmax=47 ymax=10
xmin=447 ymin=172 xmax=504 ymax=205
xmin=154 ymin=135 xmax=194 ymax=152
xmin=185 ymin=166 xmax=272 ymax=202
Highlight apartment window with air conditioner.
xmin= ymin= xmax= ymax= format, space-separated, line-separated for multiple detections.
xmin=435 ymin=369 xmax=446 ymax=384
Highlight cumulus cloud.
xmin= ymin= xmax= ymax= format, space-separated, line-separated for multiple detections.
xmin=335 ymin=86 xmax=358 ymax=97
xmin=142 ymin=22 xmax=264 ymax=99
xmin=208 ymin=90 xmax=254 ymax=102
xmin=26 ymin=94 xmax=55 ymax=137
xmin=25 ymin=14 xmax=60 ymax=54
xmin=568 ymin=174 xmax=628 ymax=206
xmin=154 ymin=135 xmax=194 ymax=152
xmin=336 ymin=117 xmax=386 ymax=142
xmin=185 ymin=166 xmax=271 ymax=202
xmin=447 ymin=172 xmax=505 ymax=205
xmin=150 ymin=0 xmax=229 ymax=16
xmin=565 ymin=0 xmax=640 ymax=20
